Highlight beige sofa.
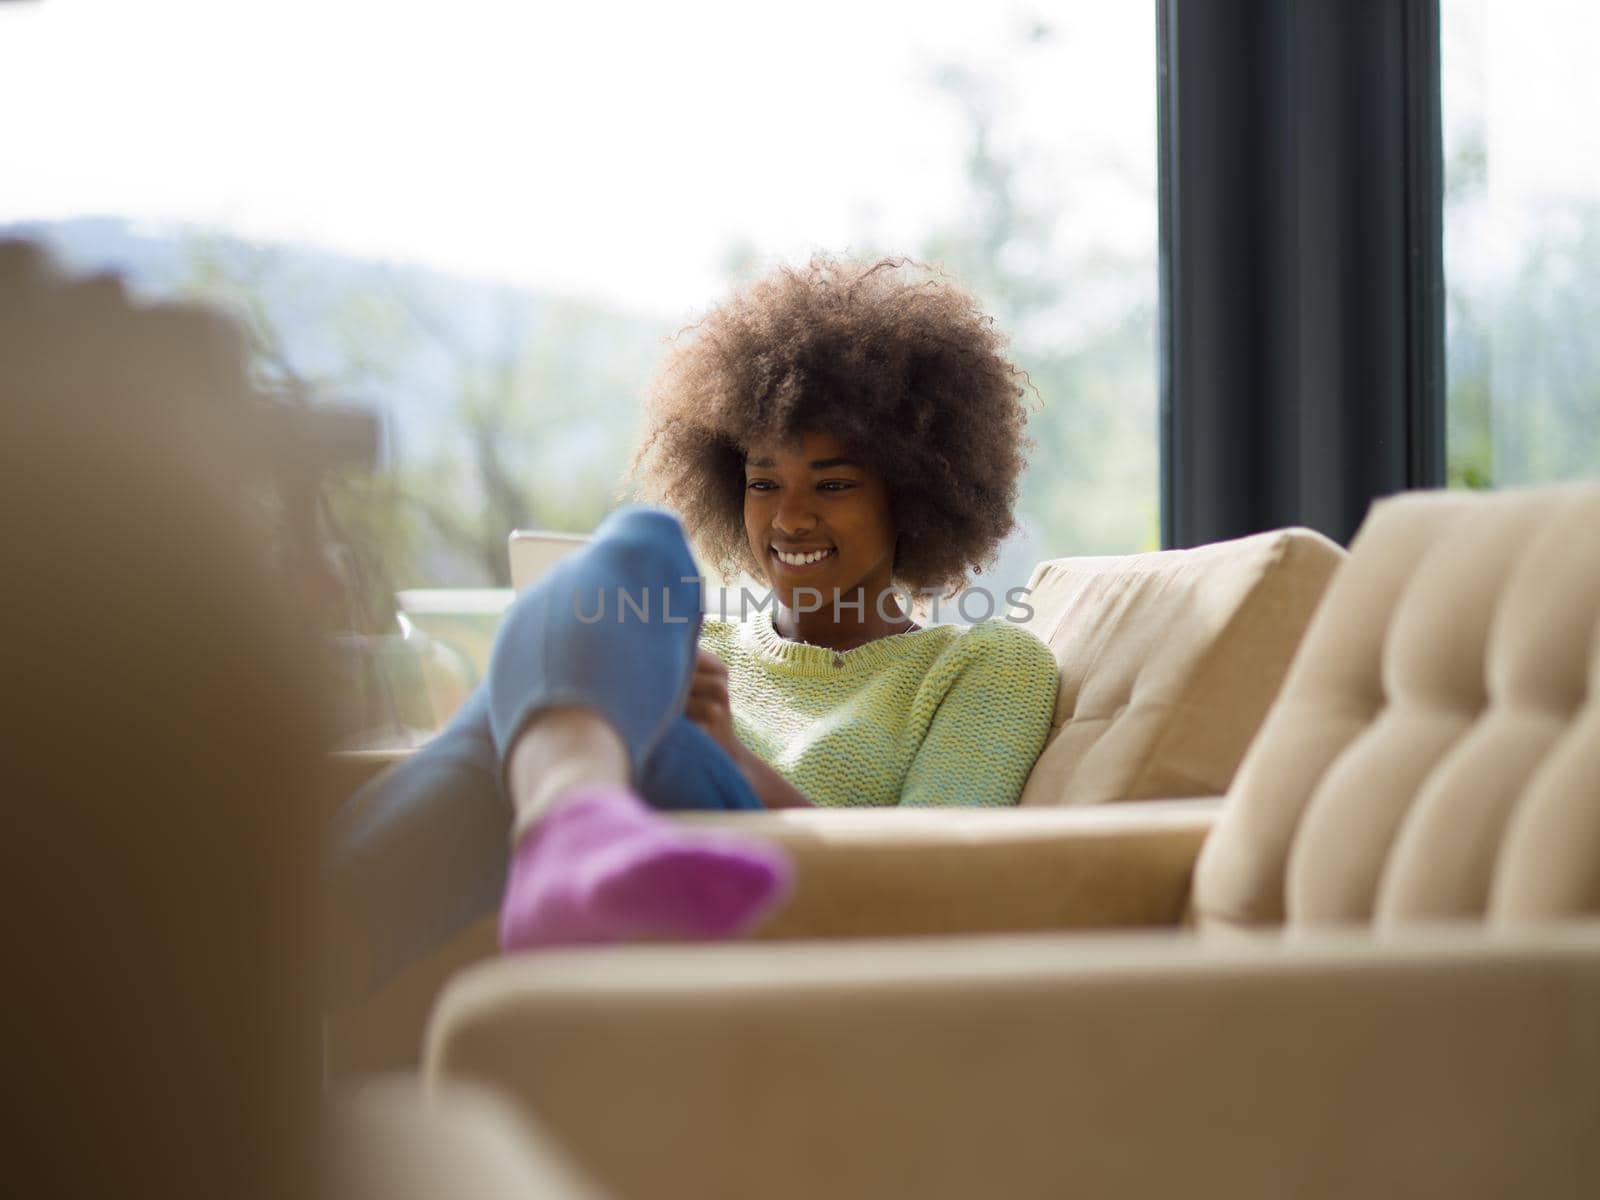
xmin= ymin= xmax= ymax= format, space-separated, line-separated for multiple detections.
xmin=328 ymin=525 xmax=1342 ymax=1072
xmin=422 ymin=484 xmax=1600 ymax=1200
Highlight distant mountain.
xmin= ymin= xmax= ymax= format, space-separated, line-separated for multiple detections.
xmin=3 ymin=216 xmax=674 ymax=463
xmin=4 ymin=215 xmax=1133 ymax=596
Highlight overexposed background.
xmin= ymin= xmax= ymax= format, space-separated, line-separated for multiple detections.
xmin=2 ymin=0 xmax=1160 ymax=604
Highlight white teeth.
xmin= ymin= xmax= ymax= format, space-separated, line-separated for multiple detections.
xmin=775 ymin=548 xmax=832 ymax=566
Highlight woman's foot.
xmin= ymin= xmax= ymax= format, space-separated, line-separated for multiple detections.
xmin=498 ymin=786 xmax=792 ymax=951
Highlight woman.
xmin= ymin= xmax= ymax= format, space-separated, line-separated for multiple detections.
xmin=328 ymin=257 xmax=1057 ymax=993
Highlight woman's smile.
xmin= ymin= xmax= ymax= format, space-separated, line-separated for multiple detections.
xmin=769 ymin=544 xmax=837 ymax=572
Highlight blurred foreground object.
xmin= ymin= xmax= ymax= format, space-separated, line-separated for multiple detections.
xmin=0 ymin=238 xmax=325 ymax=1198
xmin=1 ymin=239 xmax=599 ymax=1199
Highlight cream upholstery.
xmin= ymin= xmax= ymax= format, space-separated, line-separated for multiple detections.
xmin=425 ymin=485 xmax=1600 ymax=1200
xmin=1195 ymin=484 xmax=1600 ymax=931
xmin=1016 ymin=527 xmax=1342 ymax=805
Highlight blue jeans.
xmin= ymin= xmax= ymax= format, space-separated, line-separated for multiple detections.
xmin=327 ymin=508 xmax=760 ymax=991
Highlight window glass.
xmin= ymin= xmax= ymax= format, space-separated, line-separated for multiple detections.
xmin=1 ymin=1 xmax=1156 ymax=737
xmin=1442 ymin=0 xmax=1600 ymax=488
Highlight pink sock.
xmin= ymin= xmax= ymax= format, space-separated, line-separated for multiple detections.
xmin=498 ymin=786 xmax=793 ymax=951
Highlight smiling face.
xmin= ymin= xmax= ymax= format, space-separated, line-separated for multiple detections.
xmin=743 ymin=430 xmax=900 ymax=622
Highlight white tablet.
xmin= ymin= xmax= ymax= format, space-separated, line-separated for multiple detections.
xmin=506 ymin=530 xmax=590 ymax=592
xmin=506 ymin=528 xmax=758 ymax=619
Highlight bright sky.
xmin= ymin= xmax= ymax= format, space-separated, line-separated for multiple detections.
xmin=1440 ymin=0 xmax=1600 ymax=294
xmin=1483 ymin=0 xmax=1600 ymax=201
xmin=0 ymin=0 xmax=1156 ymax=317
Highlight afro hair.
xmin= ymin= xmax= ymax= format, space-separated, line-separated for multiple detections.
xmin=629 ymin=255 xmax=1032 ymax=593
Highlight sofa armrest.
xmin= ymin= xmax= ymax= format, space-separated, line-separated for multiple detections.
xmin=675 ymin=798 xmax=1220 ymax=938
xmin=427 ymin=924 xmax=1600 ymax=1200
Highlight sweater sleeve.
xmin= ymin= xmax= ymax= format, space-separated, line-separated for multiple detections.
xmin=897 ymin=621 xmax=1059 ymax=807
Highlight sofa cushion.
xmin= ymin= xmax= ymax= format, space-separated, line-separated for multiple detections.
xmin=1014 ymin=528 xmax=1343 ymax=806
xmin=1194 ymin=484 xmax=1600 ymax=931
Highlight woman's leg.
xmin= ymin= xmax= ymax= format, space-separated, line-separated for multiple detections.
xmin=325 ymin=509 xmax=776 ymax=997
xmin=484 ymin=508 xmax=703 ymax=802
xmin=482 ymin=506 xmax=761 ymax=829
xmin=324 ymin=688 xmax=507 ymax=1003
xmin=487 ymin=509 xmax=784 ymax=950
xmin=639 ymin=716 xmax=765 ymax=811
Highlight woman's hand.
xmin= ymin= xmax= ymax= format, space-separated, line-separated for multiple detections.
xmin=686 ymin=647 xmax=741 ymax=757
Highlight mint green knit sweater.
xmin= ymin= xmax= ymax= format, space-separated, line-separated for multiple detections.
xmin=698 ymin=612 xmax=1058 ymax=808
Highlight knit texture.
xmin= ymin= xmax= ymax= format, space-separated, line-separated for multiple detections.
xmin=698 ymin=611 xmax=1059 ymax=807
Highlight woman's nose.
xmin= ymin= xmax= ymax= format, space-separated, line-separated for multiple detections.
xmin=773 ymin=491 xmax=816 ymax=534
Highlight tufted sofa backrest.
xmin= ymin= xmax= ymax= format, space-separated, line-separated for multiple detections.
xmin=1194 ymin=485 xmax=1600 ymax=932
xmin=1015 ymin=528 xmax=1344 ymax=805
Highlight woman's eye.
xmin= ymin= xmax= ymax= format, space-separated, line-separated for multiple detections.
xmin=745 ymin=480 xmax=775 ymax=492
xmin=819 ymin=480 xmax=855 ymax=492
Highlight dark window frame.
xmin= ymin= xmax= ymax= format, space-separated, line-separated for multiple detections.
xmin=1158 ymin=0 xmax=1444 ymax=548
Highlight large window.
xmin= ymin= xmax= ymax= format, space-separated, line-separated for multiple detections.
xmin=1 ymin=1 xmax=1158 ymax=587
xmin=1442 ymin=0 xmax=1600 ymax=488
xmin=2 ymin=1 xmax=1157 ymax=741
